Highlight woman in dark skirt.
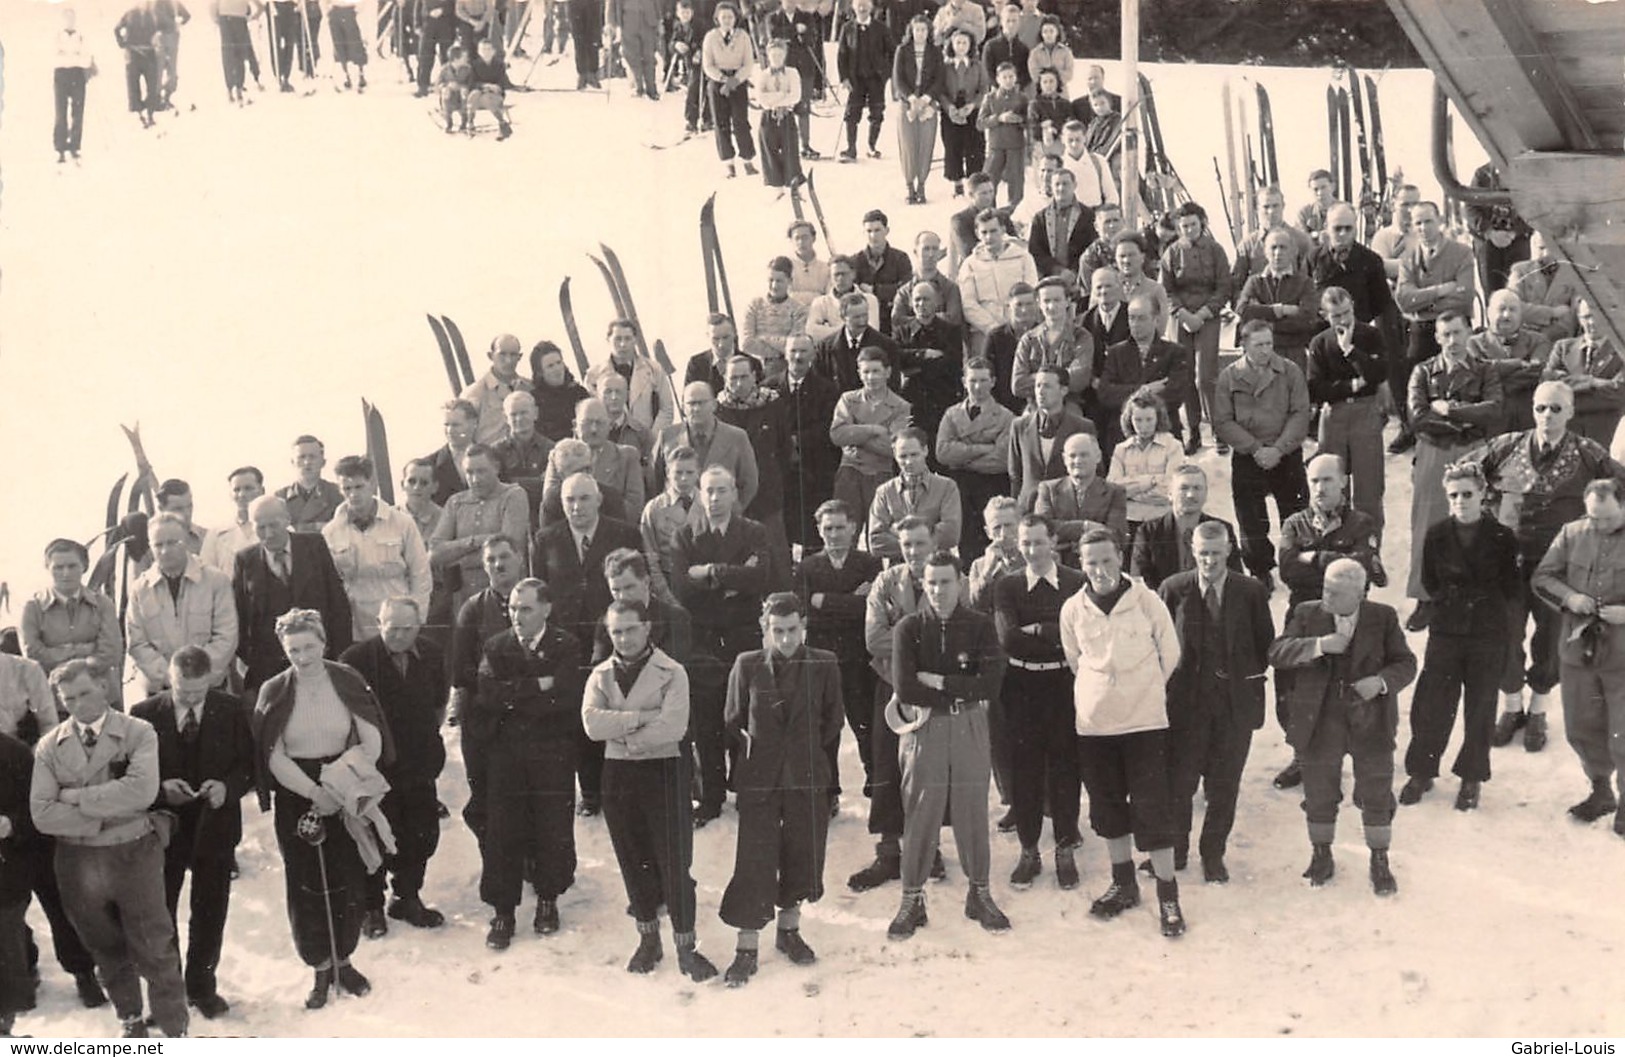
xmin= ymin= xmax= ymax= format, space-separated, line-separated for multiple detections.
xmin=251 ymin=609 xmax=393 ymax=1010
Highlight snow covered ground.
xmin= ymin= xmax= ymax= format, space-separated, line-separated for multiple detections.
xmin=2 ymin=0 xmax=1620 ymax=1040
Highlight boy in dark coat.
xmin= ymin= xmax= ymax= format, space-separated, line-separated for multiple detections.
xmin=718 ymin=593 xmax=843 ymax=986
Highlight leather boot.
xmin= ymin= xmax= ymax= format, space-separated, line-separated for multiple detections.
xmin=1303 ymin=842 xmax=1335 ymax=886
xmin=1089 ymin=860 xmax=1140 ymax=919
xmin=886 ymin=890 xmax=928 ymax=940
xmin=1369 ymin=849 xmax=1397 ymax=896
xmin=1157 ymin=878 xmax=1186 ymax=937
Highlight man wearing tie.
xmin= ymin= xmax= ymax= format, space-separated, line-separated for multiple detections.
xmin=529 ymin=473 xmax=641 ymax=817
xmin=1268 ymin=559 xmax=1417 ymax=895
xmin=31 ymin=659 xmax=188 ymax=1038
xmin=232 ymin=496 xmax=352 ymax=702
xmin=780 ymin=335 xmax=844 ymax=550
xmin=993 ymin=515 xmax=1085 ymax=891
xmin=130 ymin=646 xmax=254 ymax=1019
xmin=1098 ymin=294 xmax=1190 ymax=450
xmin=1157 ymin=523 xmax=1274 ymax=883
xmin=1034 ymin=433 xmax=1129 ymax=563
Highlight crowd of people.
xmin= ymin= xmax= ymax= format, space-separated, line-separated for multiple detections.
xmin=18 ymin=0 xmax=1625 ymax=1042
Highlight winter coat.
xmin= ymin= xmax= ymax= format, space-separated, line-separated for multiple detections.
xmin=1268 ymin=600 xmax=1417 ymax=754
xmin=956 ymin=240 xmax=1039 ymax=335
xmin=1058 ymin=576 xmax=1181 ymax=736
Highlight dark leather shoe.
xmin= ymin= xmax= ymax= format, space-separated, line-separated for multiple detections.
xmin=577 ymin=796 xmax=602 ymax=818
xmin=361 ymin=908 xmax=388 ymax=939
xmin=1055 ymin=848 xmax=1080 ymax=890
xmin=1569 ymin=780 xmax=1618 ymax=822
xmin=388 ymin=896 xmax=445 ymax=928
xmin=486 ymin=914 xmax=516 ymax=950
xmin=692 ymin=804 xmax=721 ymax=829
xmin=1273 ymin=759 xmax=1303 ymax=790
xmin=1202 ymin=856 xmax=1229 ymax=884
xmin=1491 ymin=709 xmax=1528 ymax=747
xmin=964 ymin=886 xmax=1010 ymax=932
xmin=677 ymin=947 xmax=717 ymax=982
xmin=775 ymin=928 xmax=816 ymax=965
xmin=1404 ymin=602 xmax=1432 ymax=632
xmin=74 ymin=971 xmax=108 ymax=1009
xmin=1369 ymin=849 xmax=1398 ymax=896
xmin=335 ymin=964 xmax=370 ymax=997
xmin=627 ymin=932 xmax=663 ymax=973
xmin=1455 ymin=780 xmax=1481 ymax=811
xmin=848 ymin=852 xmax=900 ymax=892
xmin=1009 ymin=848 xmax=1041 ymax=889
xmin=723 ymin=949 xmax=757 ymax=987
xmin=1387 ymin=433 xmax=1416 ymax=454
xmin=189 ymin=991 xmax=230 ymax=1019
xmin=534 ymin=900 xmax=560 ymax=936
xmin=1157 ymin=878 xmax=1186 ymax=937
xmin=995 ymin=808 xmax=1017 ymax=834
xmin=1398 ymin=777 xmax=1432 ymax=805
xmin=887 ymin=894 xmax=928 ymax=940
xmin=1090 ymin=862 xmax=1141 ymax=919
xmin=304 ymin=969 xmax=333 ymax=1010
xmin=1303 ymin=842 xmax=1335 ymax=886
xmin=1523 ymin=712 xmax=1548 ymax=752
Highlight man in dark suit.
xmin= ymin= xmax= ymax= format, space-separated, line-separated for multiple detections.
xmin=781 ymin=335 xmax=843 ymax=548
xmin=674 ymin=466 xmax=771 ymax=826
xmin=1157 ymin=524 xmax=1274 ymax=883
xmin=529 ymin=473 xmax=641 ymax=816
xmin=340 ymin=599 xmax=449 ymax=938
xmin=450 ymin=534 xmax=528 ymax=844
xmin=1007 ymin=365 xmax=1097 ymax=513
xmin=1268 ymin=559 xmax=1417 ymax=895
xmin=649 ymin=384 xmax=760 ymax=513
xmin=1028 ymin=168 xmax=1096 ymax=280
xmin=683 ymin=313 xmax=747 ymax=398
xmin=814 ymin=293 xmax=898 ymax=393
xmin=473 ymin=579 xmax=584 ymax=948
xmin=232 ymin=496 xmax=352 ymax=700
xmin=130 ymin=646 xmax=254 ymax=1019
xmin=1097 ymin=293 xmax=1192 ymax=446
xmin=1033 ymin=433 xmax=1129 ymax=563
xmin=1130 ymin=464 xmax=1243 ymax=591
xmin=1082 ymin=266 xmax=1131 ymax=374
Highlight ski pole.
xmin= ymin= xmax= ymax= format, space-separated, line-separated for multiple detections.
xmin=298 ymin=809 xmax=345 ymax=998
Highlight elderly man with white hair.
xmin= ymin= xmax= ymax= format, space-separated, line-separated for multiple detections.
xmin=1268 ymin=558 xmax=1416 ymax=895
xmin=339 ymin=597 xmax=450 ymax=937
xmin=1464 ymin=380 xmax=1625 ymax=751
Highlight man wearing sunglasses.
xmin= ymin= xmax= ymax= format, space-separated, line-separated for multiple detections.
xmin=1465 ymin=381 xmax=1625 ymax=754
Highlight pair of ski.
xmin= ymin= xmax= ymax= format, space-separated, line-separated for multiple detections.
xmin=1327 ymin=65 xmax=1389 ymax=240
xmin=1216 ymin=79 xmax=1279 ymax=246
xmin=559 ymin=245 xmax=684 ymax=418
xmin=428 ymin=314 xmax=475 ymax=396
xmin=785 ymin=170 xmax=836 ymax=256
xmin=1136 ymin=73 xmax=1191 ymax=221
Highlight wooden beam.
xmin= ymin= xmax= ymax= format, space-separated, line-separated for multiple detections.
xmin=1505 ymin=152 xmax=1625 ymax=241
xmin=1383 ymin=0 xmax=1599 ymax=162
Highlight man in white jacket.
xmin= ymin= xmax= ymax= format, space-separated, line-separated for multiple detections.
xmin=958 ymin=210 xmax=1039 ymax=359
xmin=1059 ymin=526 xmax=1186 ymax=937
